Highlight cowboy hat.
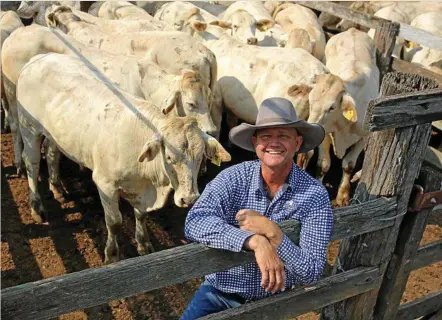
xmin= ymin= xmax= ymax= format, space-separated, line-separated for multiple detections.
xmin=229 ymin=97 xmax=325 ymax=153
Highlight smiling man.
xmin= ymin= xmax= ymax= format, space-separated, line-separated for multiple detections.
xmin=182 ymin=97 xmax=333 ymax=319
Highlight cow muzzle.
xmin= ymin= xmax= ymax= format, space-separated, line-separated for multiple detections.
xmin=175 ymin=193 xmax=200 ymax=208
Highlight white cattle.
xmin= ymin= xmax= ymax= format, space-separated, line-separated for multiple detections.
xmin=88 ymin=1 xmax=154 ymax=21
xmin=217 ymin=1 xmax=280 ymax=46
xmin=1 ymin=10 xmax=23 ymax=132
xmin=16 ymin=53 xmax=231 ymax=263
xmin=307 ymin=28 xmax=380 ymax=207
xmin=17 ymin=1 xmax=167 ymax=31
xmin=154 ymin=1 xmax=216 ymax=35
xmin=193 ymin=24 xmax=329 ymax=128
xmin=336 ymin=2 xmax=395 ymax=31
xmin=407 ymin=12 xmax=442 ymax=73
xmin=2 ymin=23 xmax=217 ymax=175
xmin=189 ymin=1 xmax=228 ymax=16
xmin=273 ymin=3 xmax=326 ymax=60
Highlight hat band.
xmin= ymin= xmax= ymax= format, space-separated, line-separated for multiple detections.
xmin=256 ymin=117 xmax=294 ymax=126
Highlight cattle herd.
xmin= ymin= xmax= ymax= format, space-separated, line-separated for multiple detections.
xmin=1 ymin=1 xmax=441 ymax=263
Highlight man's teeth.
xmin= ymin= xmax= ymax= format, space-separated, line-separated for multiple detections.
xmin=267 ymin=151 xmax=283 ymax=154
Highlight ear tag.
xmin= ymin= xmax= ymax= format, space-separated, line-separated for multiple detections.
xmin=343 ymin=109 xmax=355 ymax=121
xmin=210 ymin=153 xmax=222 ymax=166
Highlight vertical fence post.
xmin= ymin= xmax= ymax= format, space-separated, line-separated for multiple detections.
xmin=321 ymin=72 xmax=436 ymax=320
xmin=373 ymin=19 xmax=400 ymax=84
xmin=374 ymin=163 xmax=442 ymax=319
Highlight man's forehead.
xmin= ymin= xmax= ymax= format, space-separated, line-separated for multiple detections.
xmin=256 ymin=127 xmax=298 ymax=135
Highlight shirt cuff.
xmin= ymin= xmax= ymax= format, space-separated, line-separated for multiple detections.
xmin=276 ymin=234 xmax=301 ymax=265
xmin=224 ymin=227 xmax=255 ymax=252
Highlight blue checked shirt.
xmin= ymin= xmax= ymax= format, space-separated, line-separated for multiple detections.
xmin=185 ymin=160 xmax=333 ymax=301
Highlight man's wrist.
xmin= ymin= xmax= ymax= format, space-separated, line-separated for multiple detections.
xmin=266 ymin=224 xmax=284 ymax=247
xmin=244 ymin=234 xmax=270 ymax=251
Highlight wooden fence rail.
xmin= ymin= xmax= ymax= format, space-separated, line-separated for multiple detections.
xmin=201 ymin=267 xmax=381 ymax=320
xmin=1 ymin=198 xmax=396 ymax=320
xmin=410 ymin=240 xmax=442 ymax=271
xmin=396 ymin=290 xmax=442 ymax=320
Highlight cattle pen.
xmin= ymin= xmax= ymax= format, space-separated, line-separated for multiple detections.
xmin=1 ymin=2 xmax=442 ymax=320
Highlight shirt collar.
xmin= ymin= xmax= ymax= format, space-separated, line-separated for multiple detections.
xmin=253 ymin=161 xmax=298 ymax=196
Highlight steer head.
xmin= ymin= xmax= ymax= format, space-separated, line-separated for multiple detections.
xmin=137 ymin=117 xmax=230 ymax=207
xmin=160 ymin=70 xmax=217 ymax=137
xmin=45 ymin=5 xmax=80 ymax=30
xmin=306 ymin=74 xmax=357 ymax=134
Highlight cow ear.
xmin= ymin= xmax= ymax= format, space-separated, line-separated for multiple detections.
xmin=256 ymin=19 xmax=274 ymax=32
xmin=341 ymin=94 xmax=358 ymax=122
xmin=191 ymin=20 xmax=207 ymax=32
xmin=138 ymin=134 xmax=162 ymax=162
xmin=287 ymin=84 xmax=312 ymax=98
xmin=202 ymin=133 xmax=231 ymax=166
xmin=46 ymin=11 xmax=57 ymax=26
xmin=210 ymin=20 xmax=232 ymax=29
xmin=163 ymin=91 xmax=179 ymax=115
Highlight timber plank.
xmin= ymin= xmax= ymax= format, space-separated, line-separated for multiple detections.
xmin=201 ymin=267 xmax=381 ymax=320
xmin=410 ymin=240 xmax=442 ymax=271
xmin=364 ymin=88 xmax=442 ymax=132
xmin=396 ymin=291 xmax=442 ymax=320
xmin=392 ymin=58 xmax=442 ymax=86
xmin=399 ymin=23 xmax=442 ymax=52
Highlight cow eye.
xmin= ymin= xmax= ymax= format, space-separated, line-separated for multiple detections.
xmin=233 ymin=25 xmax=239 ymax=29
xmin=329 ymin=103 xmax=336 ymax=111
xmin=166 ymin=156 xmax=172 ymax=163
xmin=188 ymin=102 xmax=197 ymax=109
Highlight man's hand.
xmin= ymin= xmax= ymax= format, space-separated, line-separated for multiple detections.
xmin=244 ymin=234 xmax=286 ymax=294
xmin=236 ymin=209 xmax=283 ymax=249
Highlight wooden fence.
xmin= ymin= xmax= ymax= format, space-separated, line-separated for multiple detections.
xmin=2 ymin=2 xmax=442 ymax=320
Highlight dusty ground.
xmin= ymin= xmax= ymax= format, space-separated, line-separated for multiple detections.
xmin=1 ymin=129 xmax=441 ymax=320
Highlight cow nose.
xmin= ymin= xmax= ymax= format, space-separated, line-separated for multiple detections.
xmin=180 ymin=194 xmax=200 ymax=207
xmin=247 ymin=37 xmax=258 ymax=45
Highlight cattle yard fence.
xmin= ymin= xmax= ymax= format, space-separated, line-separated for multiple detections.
xmin=2 ymin=2 xmax=442 ymax=320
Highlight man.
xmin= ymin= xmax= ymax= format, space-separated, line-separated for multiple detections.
xmin=182 ymin=97 xmax=333 ymax=319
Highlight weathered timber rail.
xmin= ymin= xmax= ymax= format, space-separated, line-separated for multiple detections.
xmin=2 ymin=2 xmax=442 ymax=320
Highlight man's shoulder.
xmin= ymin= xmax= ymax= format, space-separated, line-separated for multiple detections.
xmin=216 ymin=160 xmax=259 ymax=181
xmin=293 ymin=165 xmax=329 ymax=198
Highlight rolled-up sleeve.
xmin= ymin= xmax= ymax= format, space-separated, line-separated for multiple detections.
xmin=276 ymin=189 xmax=333 ymax=284
xmin=185 ymin=167 xmax=255 ymax=252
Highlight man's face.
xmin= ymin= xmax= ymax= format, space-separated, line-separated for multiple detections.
xmin=252 ymin=127 xmax=303 ymax=170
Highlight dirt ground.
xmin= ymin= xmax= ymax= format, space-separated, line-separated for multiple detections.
xmin=1 ymin=129 xmax=441 ymax=320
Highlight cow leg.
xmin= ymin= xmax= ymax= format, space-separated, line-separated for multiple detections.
xmin=93 ymin=177 xmax=122 ymax=264
xmin=21 ymin=127 xmax=47 ymax=223
xmin=336 ymin=138 xmax=365 ymax=207
xmin=5 ymin=85 xmax=24 ymax=176
xmin=45 ymin=140 xmax=68 ymax=202
xmin=316 ymin=134 xmax=332 ymax=182
xmin=134 ymin=208 xmax=155 ymax=255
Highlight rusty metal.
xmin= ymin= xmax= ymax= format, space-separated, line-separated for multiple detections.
xmin=409 ymin=184 xmax=442 ymax=212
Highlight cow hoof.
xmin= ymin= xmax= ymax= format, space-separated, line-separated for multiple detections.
xmin=30 ymin=208 xmax=45 ymax=224
xmin=137 ymin=242 xmax=155 ymax=255
xmin=336 ymin=193 xmax=350 ymax=207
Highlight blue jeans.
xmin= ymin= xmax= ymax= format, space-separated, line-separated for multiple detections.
xmin=180 ymin=281 xmax=245 ymax=320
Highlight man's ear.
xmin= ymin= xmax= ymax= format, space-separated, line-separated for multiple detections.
xmin=202 ymin=133 xmax=231 ymax=166
xmin=256 ymin=19 xmax=274 ymax=32
xmin=341 ymin=94 xmax=357 ymax=122
xmin=163 ymin=91 xmax=180 ymax=115
xmin=138 ymin=134 xmax=162 ymax=162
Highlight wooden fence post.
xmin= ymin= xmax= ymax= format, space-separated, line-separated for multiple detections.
xmin=321 ymin=72 xmax=437 ymax=320
xmin=373 ymin=19 xmax=400 ymax=84
xmin=374 ymin=163 xmax=442 ymax=319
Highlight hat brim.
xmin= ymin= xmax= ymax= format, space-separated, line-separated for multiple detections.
xmin=228 ymin=120 xmax=325 ymax=153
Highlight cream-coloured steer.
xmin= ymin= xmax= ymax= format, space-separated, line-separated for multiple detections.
xmin=17 ymin=1 xmax=167 ymax=31
xmin=88 ymin=1 xmax=154 ymax=21
xmin=17 ymin=53 xmax=231 ymax=263
xmin=307 ymin=28 xmax=379 ymax=206
xmin=1 ymin=10 xmax=23 ymax=132
xmin=2 ymin=24 xmax=217 ymax=175
xmin=154 ymin=1 xmax=216 ymax=35
xmin=407 ymin=12 xmax=442 ymax=73
xmin=217 ymin=1 xmax=281 ymax=46
xmin=45 ymin=6 xmax=217 ymax=99
xmin=194 ymin=24 xmax=329 ymax=129
xmin=273 ymin=3 xmax=325 ymax=60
